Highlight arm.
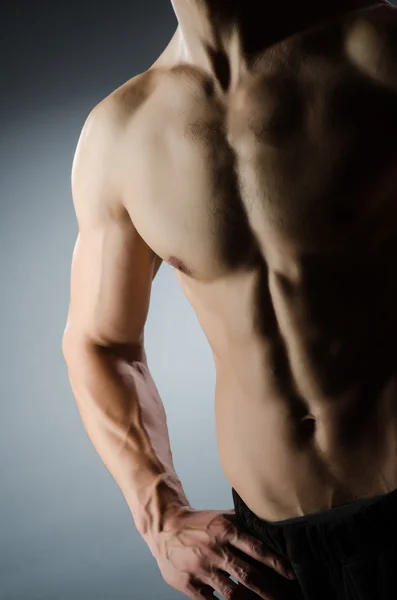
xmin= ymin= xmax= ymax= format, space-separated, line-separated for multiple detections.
xmin=62 ymin=102 xmax=189 ymax=544
xmin=62 ymin=99 xmax=296 ymax=600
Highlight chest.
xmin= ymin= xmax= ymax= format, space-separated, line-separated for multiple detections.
xmin=121 ymin=57 xmax=397 ymax=281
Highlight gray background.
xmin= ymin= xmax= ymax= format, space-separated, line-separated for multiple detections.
xmin=0 ymin=2 xmax=230 ymax=599
xmin=2 ymin=1 xmax=397 ymax=599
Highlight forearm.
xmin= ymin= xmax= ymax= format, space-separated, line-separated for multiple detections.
xmin=63 ymin=341 xmax=190 ymax=540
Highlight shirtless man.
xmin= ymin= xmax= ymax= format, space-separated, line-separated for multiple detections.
xmin=62 ymin=0 xmax=397 ymax=598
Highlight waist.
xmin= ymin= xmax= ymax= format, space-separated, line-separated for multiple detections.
xmin=232 ymin=486 xmax=388 ymax=527
xmin=215 ymin=370 xmax=397 ymax=521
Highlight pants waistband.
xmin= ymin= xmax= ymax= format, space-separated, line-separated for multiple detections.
xmin=232 ymin=486 xmax=397 ymax=566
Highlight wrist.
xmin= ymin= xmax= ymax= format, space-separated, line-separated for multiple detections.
xmin=130 ymin=471 xmax=190 ymax=540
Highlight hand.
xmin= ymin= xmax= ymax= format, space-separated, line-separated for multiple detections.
xmin=145 ymin=506 xmax=297 ymax=600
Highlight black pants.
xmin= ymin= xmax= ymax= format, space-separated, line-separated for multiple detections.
xmin=232 ymin=487 xmax=397 ymax=599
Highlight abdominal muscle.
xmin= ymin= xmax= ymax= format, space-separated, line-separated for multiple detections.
xmin=177 ymin=269 xmax=397 ymax=522
xmin=214 ymin=347 xmax=397 ymax=522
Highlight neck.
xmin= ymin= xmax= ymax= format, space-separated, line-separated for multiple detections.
xmin=171 ymin=0 xmax=386 ymax=67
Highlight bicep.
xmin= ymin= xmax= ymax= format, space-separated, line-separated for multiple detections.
xmin=66 ymin=216 xmax=160 ymax=350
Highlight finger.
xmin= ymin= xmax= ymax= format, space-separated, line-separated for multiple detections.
xmin=190 ymin=589 xmax=215 ymax=600
xmin=221 ymin=550 xmax=278 ymax=599
xmin=229 ymin=533 xmax=295 ymax=580
xmin=200 ymin=570 xmax=241 ymax=600
xmin=186 ymin=580 xmax=215 ymax=600
xmin=213 ymin=551 xmax=286 ymax=600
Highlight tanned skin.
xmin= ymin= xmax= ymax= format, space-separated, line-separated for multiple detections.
xmin=63 ymin=1 xmax=397 ymax=598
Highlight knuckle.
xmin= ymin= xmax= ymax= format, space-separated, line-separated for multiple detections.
xmin=272 ymin=554 xmax=285 ymax=569
xmin=251 ymin=538 xmax=265 ymax=554
xmin=222 ymin=588 xmax=236 ymax=600
xmin=223 ymin=520 xmax=238 ymax=537
xmin=225 ymin=553 xmax=237 ymax=568
xmin=218 ymin=587 xmax=231 ymax=600
xmin=217 ymin=574 xmax=237 ymax=599
xmin=219 ymin=552 xmax=233 ymax=573
xmin=235 ymin=565 xmax=250 ymax=585
xmin=216 ymin=515 xmax=236 ymax=536
xmin=218 ymin=546 xmax=232 ymax=563
xmin=207 ymin=540 xmax=222 ymax=555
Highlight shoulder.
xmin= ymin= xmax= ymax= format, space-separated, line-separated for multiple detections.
xmin=345 ymin=3 xmax=397 ymax=90
xmin=71 ymin=70 xmax=159 ymax=219
xmin=75 ymin=70 xmax=157 ymax=158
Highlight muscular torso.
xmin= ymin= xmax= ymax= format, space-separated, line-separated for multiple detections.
xmin=116 ymin=4 xmax=397 ymax=520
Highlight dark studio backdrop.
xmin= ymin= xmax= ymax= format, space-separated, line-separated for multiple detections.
xmin=1 ymin=2 xmax=396 ymax=600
